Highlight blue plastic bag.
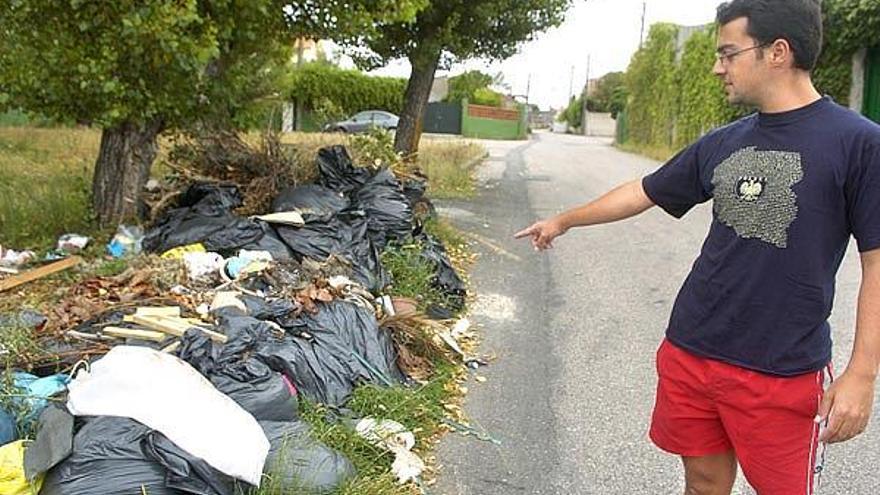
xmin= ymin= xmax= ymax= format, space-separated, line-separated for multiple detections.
xmin=12 ymin=373 xmax=70 ymax=421
xmin=0 ymin=407 xmax=16 ymax=446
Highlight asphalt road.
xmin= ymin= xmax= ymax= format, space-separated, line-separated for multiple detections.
xmin=431 ymin=131 xmax=880 ymax=494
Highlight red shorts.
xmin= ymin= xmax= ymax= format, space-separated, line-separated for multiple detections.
xmin=650 ymin=339 xmax=830 ymax=495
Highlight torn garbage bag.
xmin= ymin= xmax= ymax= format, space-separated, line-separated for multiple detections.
xmin=276 ymin=212 xmax=389 ymax=292
xmin=178 ymin=328 xmax=299 ymax=422
xmin=66 ymin=346 xmax=270 ymax=485
xmin=354 ymin=168 xmax=413 ymax=250
xmin=143 ymin=183 xmax=263 ymax=254
xmin=272 ymin=184 xmax=350 ymax=223
xmin=238 ymin=221 xmax=295 ymax=261
xmin=40 ymin=416 xmax=235 ymax=495
xmin=258 ymin=421 xmax=356 ymax=494
xmin=417 ymin=232 xmax=466 ymax=312
xmin=231 ymin=300 xmax=405 ymax=407
xmin=316 ymin=146 xmax=371 ymax=194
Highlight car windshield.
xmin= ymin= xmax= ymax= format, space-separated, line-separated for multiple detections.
xmin=353 ymin=112 xmax=371 ymax=121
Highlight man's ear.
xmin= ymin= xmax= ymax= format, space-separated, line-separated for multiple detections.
xmin=768 ymin=38 xmax=793 ymax=68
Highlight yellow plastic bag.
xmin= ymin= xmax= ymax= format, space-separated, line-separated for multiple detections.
xmin=161 ymin=242 xmax=206 ymax=259
xmin=0 ymin=440 xmax=43 ymax=495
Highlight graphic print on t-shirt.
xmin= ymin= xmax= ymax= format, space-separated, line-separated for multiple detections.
xmin=711 ymin=146 xmax=803 ymax=248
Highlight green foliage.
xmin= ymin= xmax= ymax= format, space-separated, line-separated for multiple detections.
xmin=0 ymin=0 xmax=423 ymax=129
xmin=344 ymin=0 xmax=572 ymax=71
xmin=814 ymin=0 xmax=880 ymax=103
xmin=446 ymin=70 xmax=495 ymax=103
xmin=558 ymin=95 xmax=584 ymax=130
xmin=587 ymin=72 xmax=627 ymax=116
xmin=350 ymin=128 xmax=401 ymax=168
xmin=471 ymin=87 xmax=505 ymax=107
xmin=287 ymin=63 xmax=407 ymax=117
xmin=625 ymin=23 xmax=679 ymax=147
xmin=673 ymin=25 xmax=745 ymax=148
xmin=620 ymin=2 xmax=880 ymax=152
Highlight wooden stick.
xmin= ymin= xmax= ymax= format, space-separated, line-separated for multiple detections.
xmin=161 ymin=341 xmax=181 ymax=354
xmin=102 ymin=326 xmax=167 ymax=342
xmin=0 ymin=256 xmax=82 ymax=292
xmin=134 ymin=307 xmax=181 ymax=318
xmin=127 ymin=314 xmax=228 ymax=343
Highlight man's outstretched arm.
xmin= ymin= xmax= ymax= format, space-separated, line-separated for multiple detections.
xmin=514 ymin=178 xmax=656 ymax=250
xmin=818 ymin=248 xmax=880 ymax=443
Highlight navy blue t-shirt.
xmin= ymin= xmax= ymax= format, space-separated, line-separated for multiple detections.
xmin=643 ymin=97 xmax=880 ymax=376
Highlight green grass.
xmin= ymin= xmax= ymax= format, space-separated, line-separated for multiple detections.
xmin=614 ymin=140 xmax=678 ymax=162
xmin=0 ymin=127 xmax=485 ymax=250
xmin=250 ymin=363 xmax=458 ymax=495
xmin=0 ymin=127 xmax=98 ymax=249
xmin=381 ymin=241 xmax=451 ymax=312
xmin=417 ymin=140 xmax=486 ymax=199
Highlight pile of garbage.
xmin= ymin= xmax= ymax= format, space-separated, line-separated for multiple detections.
xmin=0 ymin=145 xmax=471 ymax=493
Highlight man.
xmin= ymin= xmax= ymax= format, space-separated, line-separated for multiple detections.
xmin=515 ymin=1 xmax=880 ymax=493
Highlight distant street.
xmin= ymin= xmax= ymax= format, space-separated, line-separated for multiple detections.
xmin=433 ymin=131 xmax=880 ymax=494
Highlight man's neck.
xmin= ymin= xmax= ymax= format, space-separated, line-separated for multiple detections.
xmin=757 ymin=73 xmax=822 ymax=113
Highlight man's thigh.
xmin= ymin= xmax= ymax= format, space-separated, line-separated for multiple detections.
xmin=717 ymin=364 xmax=827 ymax=494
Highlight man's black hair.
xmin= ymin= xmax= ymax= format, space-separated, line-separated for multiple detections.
xmin=716 ymin=0 xmax=823 ymax=71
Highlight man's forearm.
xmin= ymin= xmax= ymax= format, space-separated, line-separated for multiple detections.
xmin=555 ymin=178 xmax=656 ymax=230
xmin=847 ymin=250 xmax=880 ymax=379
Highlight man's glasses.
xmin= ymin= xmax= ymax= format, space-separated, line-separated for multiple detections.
xmin=715 ymin=43 xmax=770 ymax=65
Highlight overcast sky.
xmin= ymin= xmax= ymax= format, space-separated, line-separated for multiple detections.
xmin=333 ymin=0 xmax=721 ymax=110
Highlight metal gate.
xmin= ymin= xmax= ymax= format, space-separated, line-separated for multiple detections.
xmin=864 ymin=46 xmax=880 ymax=124
xmin=423 ymin=102 xmax=462 ymax=135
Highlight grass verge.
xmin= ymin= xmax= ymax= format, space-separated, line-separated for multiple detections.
xmin=614 ymin=141 xmax=678 ymax=162
xmin=0 ymin=127 xmax=485 ymax=250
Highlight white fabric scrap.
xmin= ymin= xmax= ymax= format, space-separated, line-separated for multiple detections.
xmin=66 ymin=346 xmax=269 ymax=486
xmin=356 ymin=417 xmax=424 ymax=484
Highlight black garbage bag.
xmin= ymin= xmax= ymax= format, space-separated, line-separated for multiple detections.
xmin=316 ymin=146 xmax=371 ymax=194
xmin=418 ymin=232 xmax=466 ymax=312
xmin=401 ymin=177 xmax=436 ymax=222
xmin=40 ymin=416 xmax=234 ymax=495
xmin=353 ymin=168 xmax=413 ymax=250
xmin=238 ymin=220 xmax=296 ymax=261
xmin=239 ymin=301 xmax=404 ymax=407
xmin=272 ymin=184 xmax=349 ymax=223
xmin=275 ymin=212 xmax=389 ymax=292
xmin=143 ymin=183 xmax=264 ymax=254
xmin=178 ymin=327 xmax=298 ymax=422
xmin=256 ymin=420 xmax=356 ymax=494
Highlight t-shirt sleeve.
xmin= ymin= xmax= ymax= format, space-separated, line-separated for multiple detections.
xmin=847 ymin=136 xmax=880 ymax=252
xmin=641 ymin=141 xmax=711 ymax=219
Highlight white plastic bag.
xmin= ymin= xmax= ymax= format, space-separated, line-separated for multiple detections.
xmin=66 ymin=346 xmax=269 ymax=486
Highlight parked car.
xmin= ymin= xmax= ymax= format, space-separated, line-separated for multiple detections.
xmin=323 ymin=110 xmax=399 ymax=133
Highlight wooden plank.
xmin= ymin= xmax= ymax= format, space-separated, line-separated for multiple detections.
xmin=129 ymin=314 xmax=228 ymax=343
xmin=161 ymin=341 xmax=181 ymax=354
xmin=0 ymin=256 xmax=82 ymax=292
xmin=102 ymin=326 xmax=167 ymax=342
xmin=134 ymin=307 xmax=181 ymax=318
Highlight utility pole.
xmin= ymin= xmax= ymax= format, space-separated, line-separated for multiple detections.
xmin=582 ymin=54 xmax=591 ymax=136
xmin=639 ymin=1 xmax=647 ymax=48
xmin=568 ymin=65 xmax=575 ymax=101
xmin=526 ymin=73 xmax=532 ymax=105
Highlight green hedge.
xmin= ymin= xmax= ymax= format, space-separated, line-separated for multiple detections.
xmin=286 ymin=63 xmax=407 ymax=116
xmin=624 ymin=23 xmax=679 ymax=147
xmin=814 ymin=0 xmax=880 ymax=103
xmin=621 ymin=1 xmax=880 ymax=151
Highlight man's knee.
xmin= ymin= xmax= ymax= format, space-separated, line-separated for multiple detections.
xmin=683 ymin=453 xmax=737 ymax=495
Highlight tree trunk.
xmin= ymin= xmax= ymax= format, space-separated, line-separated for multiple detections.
xmin=92 ymin=120 xmax=163 ymax=227
xmin=394 ymin=51 xmax=441 ymax=157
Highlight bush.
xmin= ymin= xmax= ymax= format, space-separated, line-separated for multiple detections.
xmin=286 ymin=63 xmax=406 ymax=117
